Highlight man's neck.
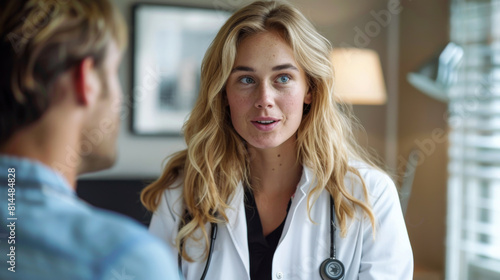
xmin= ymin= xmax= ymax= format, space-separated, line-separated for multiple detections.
xmin=0 ymin=114 xmax=82 ymax=189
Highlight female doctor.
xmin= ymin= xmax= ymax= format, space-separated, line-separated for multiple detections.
xmin=141 ymin=1 xmax=413 ymax=279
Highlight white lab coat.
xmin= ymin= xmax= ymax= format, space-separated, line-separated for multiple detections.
xmin=149 ymin=162 xmax=414 ymax=280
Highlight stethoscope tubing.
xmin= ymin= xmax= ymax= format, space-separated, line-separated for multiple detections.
xmin=200 ymin=223 xmax=217 ymax=280
xmin=330 ymin=195 xmax=336 ymax=259
xmin=178 ymin=195 xmax=344 ymax=280
xmin=178 ymin=222 xmax=218 ymax=280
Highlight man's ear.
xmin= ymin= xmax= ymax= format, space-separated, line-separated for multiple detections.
xmin=74 ymin=57 xmax=99 ymax=106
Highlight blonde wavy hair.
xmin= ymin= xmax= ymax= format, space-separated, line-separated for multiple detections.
xmin=0 ymin=0 xmax=127 ymax=144
xmin=141 ymin=0 xmax=378 ymax=261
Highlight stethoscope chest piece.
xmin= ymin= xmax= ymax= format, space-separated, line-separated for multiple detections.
xmin=320 ymin=257 xmax=345 ymax=280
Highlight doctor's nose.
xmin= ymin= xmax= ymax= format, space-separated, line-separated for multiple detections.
xmin=254 ymin=83 xmax=274 ymax=109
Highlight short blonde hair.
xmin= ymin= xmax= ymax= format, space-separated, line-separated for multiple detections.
xmin=0 ymin=0 xmax=127 ymax=144
xmin=142 ymin=0 xmax=377 ymax=261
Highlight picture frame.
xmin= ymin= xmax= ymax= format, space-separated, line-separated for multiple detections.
xmin=131 ymin=3 xmax=231 ymax=135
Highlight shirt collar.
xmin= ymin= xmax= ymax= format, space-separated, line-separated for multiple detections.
xmin=0 ymin=155 xmax=75 ymax=196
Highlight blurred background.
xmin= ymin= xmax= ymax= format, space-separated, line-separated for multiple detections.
xmin=76 ymin=0 xmax=500 ymax=279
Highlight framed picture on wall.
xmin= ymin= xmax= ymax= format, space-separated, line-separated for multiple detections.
xmin=131 ymin=4 xmax=231 ymax=135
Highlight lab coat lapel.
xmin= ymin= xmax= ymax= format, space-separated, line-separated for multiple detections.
xmin=225 ymin=182 xmax=250 ymax=275
xmin=279 ymin=167 xmax=312 ymax=242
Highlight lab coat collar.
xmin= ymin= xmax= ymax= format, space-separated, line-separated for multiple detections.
xmin=224 ymin=166 xmax=315 ymax=277
xmin=225 ymin=182 xmax=250 ymax=276
xmin=297 ymin=166 xmax=315 ymax=197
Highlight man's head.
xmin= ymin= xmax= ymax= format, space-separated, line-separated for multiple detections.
xmin=0 ymin=0 xmax=127 ymax=174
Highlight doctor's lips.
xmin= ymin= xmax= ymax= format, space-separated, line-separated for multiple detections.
xmin=251 ymin=117 xmax=280 ymax=130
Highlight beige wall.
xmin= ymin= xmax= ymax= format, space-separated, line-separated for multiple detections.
xmin=399 ymin=0 xmax=449 ymax=274
xmin=313 ymin=1 xmax=391 ymax=162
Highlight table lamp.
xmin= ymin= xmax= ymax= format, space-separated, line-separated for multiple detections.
xmin=330 ymin=48 xmax=387 ymax=105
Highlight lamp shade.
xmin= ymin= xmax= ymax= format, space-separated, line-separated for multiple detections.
xmin=331 ymin=48 xmax=387 ymax=105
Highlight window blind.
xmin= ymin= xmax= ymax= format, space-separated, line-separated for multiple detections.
xmin=446 ymin=0 xmax=500 ymax=279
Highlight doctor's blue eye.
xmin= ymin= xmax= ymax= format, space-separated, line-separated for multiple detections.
xmin=277 ymin=75 xmax=290 ymax=84
xmin=239 ymin=77 xmax=255 ymax=84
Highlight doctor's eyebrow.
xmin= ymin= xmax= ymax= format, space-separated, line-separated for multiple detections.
xmin=272 ymin=63 xmax=299 ymax=72
xmin=231 ymin=66 xmax=254 ymax=73
xmin=231 ymin=63 xmax=299 ymax=73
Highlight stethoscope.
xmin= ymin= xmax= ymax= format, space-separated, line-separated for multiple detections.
xmin=178 ymin=196 xmax=345 ymax=280
xmin=178 ymin=221 xmax=218 ymax=280
xmin=319 ymin=196 xmax=345 ymax=280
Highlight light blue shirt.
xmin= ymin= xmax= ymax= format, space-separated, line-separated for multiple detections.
xmin=0 ymin=155 xmax=178 ymax=280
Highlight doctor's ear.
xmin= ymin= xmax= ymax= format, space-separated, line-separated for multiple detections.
xmin=303 ymin=90 xmax=312 ymax=115
xmin=304 ymin=90 xmax=312 ymax=105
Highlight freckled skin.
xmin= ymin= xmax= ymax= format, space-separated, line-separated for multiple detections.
xmin=225 ymin=32 xmax=312 ymax=151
